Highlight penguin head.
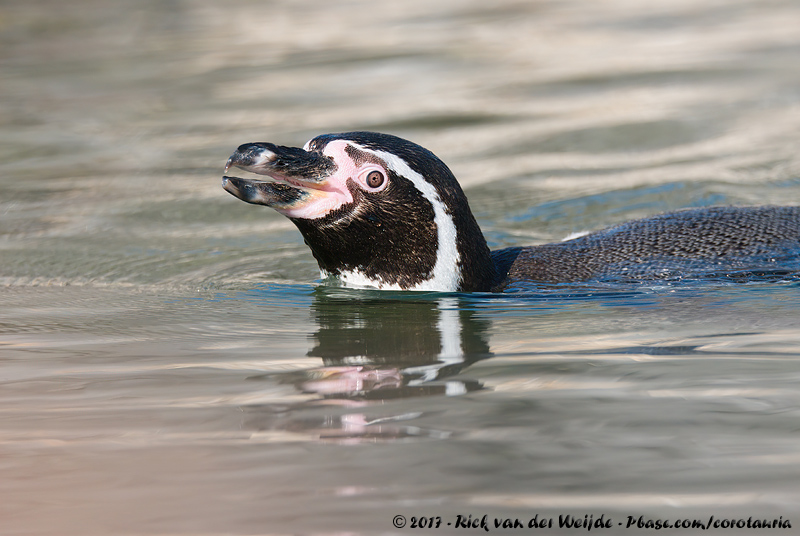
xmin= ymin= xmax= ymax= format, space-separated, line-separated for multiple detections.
xmin=223 ymin=132 xmax=497 ymax=292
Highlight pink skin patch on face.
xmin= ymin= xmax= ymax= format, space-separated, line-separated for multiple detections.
xmin=276 ymin=140 xmax=389 ymax=220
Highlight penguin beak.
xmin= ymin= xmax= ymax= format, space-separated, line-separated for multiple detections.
xmin=222 ymin=142 xmax=336 ymax=211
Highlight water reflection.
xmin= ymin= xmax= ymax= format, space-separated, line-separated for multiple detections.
xmin=244 ymin=290 xmax=492 ymax=441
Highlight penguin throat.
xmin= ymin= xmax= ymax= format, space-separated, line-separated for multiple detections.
xmin=320 ymin=268 xmax=448 ymax=291
xmin=292 ymin=197 xmax=448 ymax=291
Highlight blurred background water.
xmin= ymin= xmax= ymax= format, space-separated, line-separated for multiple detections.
xmin=2 ymin=1 xmax=800 ymax=534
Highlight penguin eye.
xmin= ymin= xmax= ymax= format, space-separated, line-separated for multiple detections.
xmin=366 ymin=170 xmax=385 ymax=189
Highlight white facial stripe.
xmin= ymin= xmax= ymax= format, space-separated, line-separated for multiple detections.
xmin=349 ymin=143 xmax=462 ymax=292
xmin=322 ymin=140 xmax=361 ymax=178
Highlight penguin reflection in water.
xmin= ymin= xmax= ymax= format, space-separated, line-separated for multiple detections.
xmin=241 ymin=295 xmax=492 ymax=441
xmin=222 ymin=132 xmax=800 ymax=292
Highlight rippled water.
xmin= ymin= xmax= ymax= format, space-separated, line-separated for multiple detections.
xmin=3 ymin=1 xmax=800 ymax=534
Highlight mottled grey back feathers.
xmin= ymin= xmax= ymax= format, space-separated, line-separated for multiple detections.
xmin=493 ymin=206 xmax=800 ymax=286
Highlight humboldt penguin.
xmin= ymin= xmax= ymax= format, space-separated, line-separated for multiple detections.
xmin=222 ymin=131 xmax=800 ymax=292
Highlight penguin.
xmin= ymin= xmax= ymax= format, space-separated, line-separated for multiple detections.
xmin=222 ymin=131 xmax=800 ymax=292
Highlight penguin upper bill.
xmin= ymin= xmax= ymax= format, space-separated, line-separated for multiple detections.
xmin=222 ymin=141 xmax=352 ymax=218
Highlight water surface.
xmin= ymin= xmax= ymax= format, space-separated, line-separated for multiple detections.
xmin=3 ymin=1 xmax=800 ymax=534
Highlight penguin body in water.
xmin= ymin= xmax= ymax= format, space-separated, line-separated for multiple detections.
xmin=222 ymin=132 xmax=800 ymax=292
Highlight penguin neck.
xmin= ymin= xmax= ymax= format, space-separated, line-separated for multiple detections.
xmin=293 ymin=210 xmax=499 ymax=293
xmin=451 ymin=209 xmax=500 ymax=293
